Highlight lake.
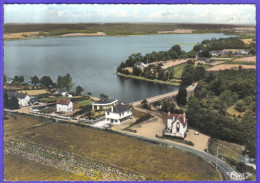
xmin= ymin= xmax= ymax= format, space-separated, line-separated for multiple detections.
xmin=4 ymin=33 xmax=234 ymax=103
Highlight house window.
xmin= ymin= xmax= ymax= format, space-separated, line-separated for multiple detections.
xmin=176 ymin=122 xmax=180 ymax=133
xmin=107 ymin=112 xmax=110 ymax=115
xmin=115 ymin=120 xmax=118 ymax=122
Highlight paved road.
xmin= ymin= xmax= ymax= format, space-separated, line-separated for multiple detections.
xmin=131 ymin=84 xmax=197 ymax=107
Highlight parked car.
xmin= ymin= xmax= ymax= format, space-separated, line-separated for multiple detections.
xmin=194 ymin=131 xmax=199 ymax=135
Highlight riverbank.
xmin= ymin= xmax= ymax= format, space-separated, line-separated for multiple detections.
xmin=116 ymin=72 xmax=180 ymax=86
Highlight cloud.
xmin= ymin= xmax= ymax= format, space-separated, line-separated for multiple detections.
xmin=4 ymin=4 xmax=256 ymax=25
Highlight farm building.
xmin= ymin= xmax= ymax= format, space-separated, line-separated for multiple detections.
xmin=92 ymin=98 xmax=118 ymax=110
xmin=105 ymin=104 xmax=132 ymax=124
xmin=56 ymin=98 xmax=73 ymax=113
xmin=164 ymin=113 xmax=188 ymax=139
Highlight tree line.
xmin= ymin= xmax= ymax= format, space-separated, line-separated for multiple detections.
xmin=117 ymin=45 xmax=196 ymax=72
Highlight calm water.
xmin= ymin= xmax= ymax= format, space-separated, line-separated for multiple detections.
xmin=4 ymin=34 xmax=234 ymax=103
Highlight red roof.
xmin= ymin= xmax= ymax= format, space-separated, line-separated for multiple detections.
xmin=56 ymin=98 xmax=71 ymax=105
xmin=166 ymin=113 xmax=187 ymax=127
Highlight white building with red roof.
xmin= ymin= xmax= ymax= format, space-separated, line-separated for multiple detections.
xmin=56 ymin=98 xmax=73 ymax=113
xmin=164 ymin=113 xmax=188 ymax=139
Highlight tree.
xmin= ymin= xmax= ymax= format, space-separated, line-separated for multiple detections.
xmin=19 ymin=76 xmax=24 ymax=83
xmin=195 ymin=66 xmax=206 ymax=81
xmin=236 ymin=100 xmax=246 ymax=112
xmin=141 ymin=99 xmax=149 ymax=109
xmin=132 ymin=66 xmax=142 ymax=76
xmin=170 ymin=45 xmax=182 ymax=56
xmin=75 ymin=85 xmax=84 ymax=96
xmin=57 ymin=73 xmax=73 ymax=91
xmin=31 ymin=75 xmax=39 ymax=86
xmin=87 ymin=92 xmax=92 ymax=96
xmin=176 ymin=86 xmax=187 ymax=106
xmin=100 ymin=93 xmax=108 ymax=99
xmin=40 ymin=76 xmax=53 ymax=89
xmin=9 ymin=96 xmax=19 ymax=109
xmin=181 ymin=64 xmax=196 ymax=86
xmin=4 ymin=92 xmax=9 ymax=108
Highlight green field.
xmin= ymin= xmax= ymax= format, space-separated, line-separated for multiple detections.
xmin=74 ymin=99 xmax=92 ymax=109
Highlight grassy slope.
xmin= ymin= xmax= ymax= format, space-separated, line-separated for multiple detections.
xmin=4 ymin=154 xmax=93 ymax=181
xmin=26 ymin=122 xmax=220 ymax=180
xmin=73 ymin=99 xmax=92 ymax=109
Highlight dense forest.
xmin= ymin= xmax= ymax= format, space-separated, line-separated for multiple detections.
xmin=186 ymin=69 xmax=256 ymax=157
xmin=193 ymin=37 xmax=256 ymax=55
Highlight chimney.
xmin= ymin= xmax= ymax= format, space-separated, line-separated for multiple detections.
xmin=183 ymin=112 xmax=186 ymax=121
xmin=111 ymin=106 xmax=113 ymax=112
xmin=168 ymin=111 xmax=170 ymax=115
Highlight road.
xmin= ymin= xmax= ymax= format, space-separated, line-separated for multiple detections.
xmin=131 ymin=84 xmax=197 ymax=107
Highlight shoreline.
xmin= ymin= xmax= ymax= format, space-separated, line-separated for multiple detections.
xmin=117 ymin=72 xmax=180 ymax=86
xmin=4 ymin=32 xmax=238 ymax=41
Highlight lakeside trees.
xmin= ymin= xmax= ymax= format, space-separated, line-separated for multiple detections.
xmin=57 ymin=74 xmax=73 ymax=91
xmin=40 ymin=76 xmax=54 ymax=89
xmin=31 ymin=75 xmax=39 ymax=86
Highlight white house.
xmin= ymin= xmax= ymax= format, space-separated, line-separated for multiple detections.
xmin=7 ymin=92 xmax=31 ymax=107
xmin=105 ymin=104 xmax=132 ymax=124
xmin=134 ymin=62 xmax=147 ymax=69
xmin=54 ymin=88 xmax=68 ymax=96
xmin=92 ymin=98 xmax=118 ymax=110
xmin=56 ymin=98 xmax=73 ymax=113
xmin=164 ymin=113 xmax=188 ymax=139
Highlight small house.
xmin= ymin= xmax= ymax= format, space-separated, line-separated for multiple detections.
xmin=164 ymin=113 xmax=188 ymax=139
xmin=105 ymin=104 xmax=132 ymax=124
xmin=7 ymin=92 xmax=31 ymax=107
xmin=54 ymin=88 xmax=68 ymax=96
xmin=56 ymin=98 xmax=73 ymax=113
xmin=134 ymin=62 xmax=147 ymax=69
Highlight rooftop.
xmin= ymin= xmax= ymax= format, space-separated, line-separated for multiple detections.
xmin=56 ymin=98 xmax=71 ymax=105
xmin=166 ymin=113 xmax=187 ymax=127
xmin=107 ymin=103 xmax=130 ymax=113
xmin=93 ymin=98 xmax=117 ymax=105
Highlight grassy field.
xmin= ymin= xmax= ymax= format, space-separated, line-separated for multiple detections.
xmin=18 ymin=89 xmax=50 ymax=95
xmin=4 ymin=154 xmax=93 ymax=181
xmin=132 ymin=108 xmax=148 ymax=118
xmin=226 ymin=104 xmax=246 ymax=117
xmin=4 ymin=112 xmax=53 ymax=140
xmin=74 ymin=99 xmax=92 ymax=109
xmin=208 ymin=138 xmax=245 ymax=162
xmin=225 ymin=61 xmax=256 ymax=65
xmin=38 ymin=97 xmax=58 ymax=103
xmin=39 ymin=105 xmax=56 ymax=113
xmin=23 ymin=122 xmax=220 ymax=180
xmin=167 ymin=63 xmax=212 ymax=79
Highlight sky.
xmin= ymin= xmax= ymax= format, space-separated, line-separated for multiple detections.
xmin=4 ymin=4 xmax=256 ymax=25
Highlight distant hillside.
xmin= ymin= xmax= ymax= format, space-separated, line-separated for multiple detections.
xmin=4 ymin=23 xmax=255 ymax=36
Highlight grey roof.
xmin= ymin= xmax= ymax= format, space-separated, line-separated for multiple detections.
xmin=57 ymin=88 xmax=68 ymax=93
xmin=7 ymin=92 xmax=28 ymax=99
xmin=107 ymin=104 xmax=130 ymax=113
xmin=94 ymin=98 xmax=117 ymax=104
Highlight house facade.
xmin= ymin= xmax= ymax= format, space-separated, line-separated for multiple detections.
xmin=92 ymin=98 xmax=118 ymax=110
xmin=105 ymin=104 xmax=132 ymax=124
xmin=164 ymin=113 xmax=188 ymax=139
xmin=134 ymin=62 xmax=147 ymax=69
xmin=56 ymin=98 xmax=73 ymax=113
xmin=7 ymin=92 xmax=31 ymax=107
